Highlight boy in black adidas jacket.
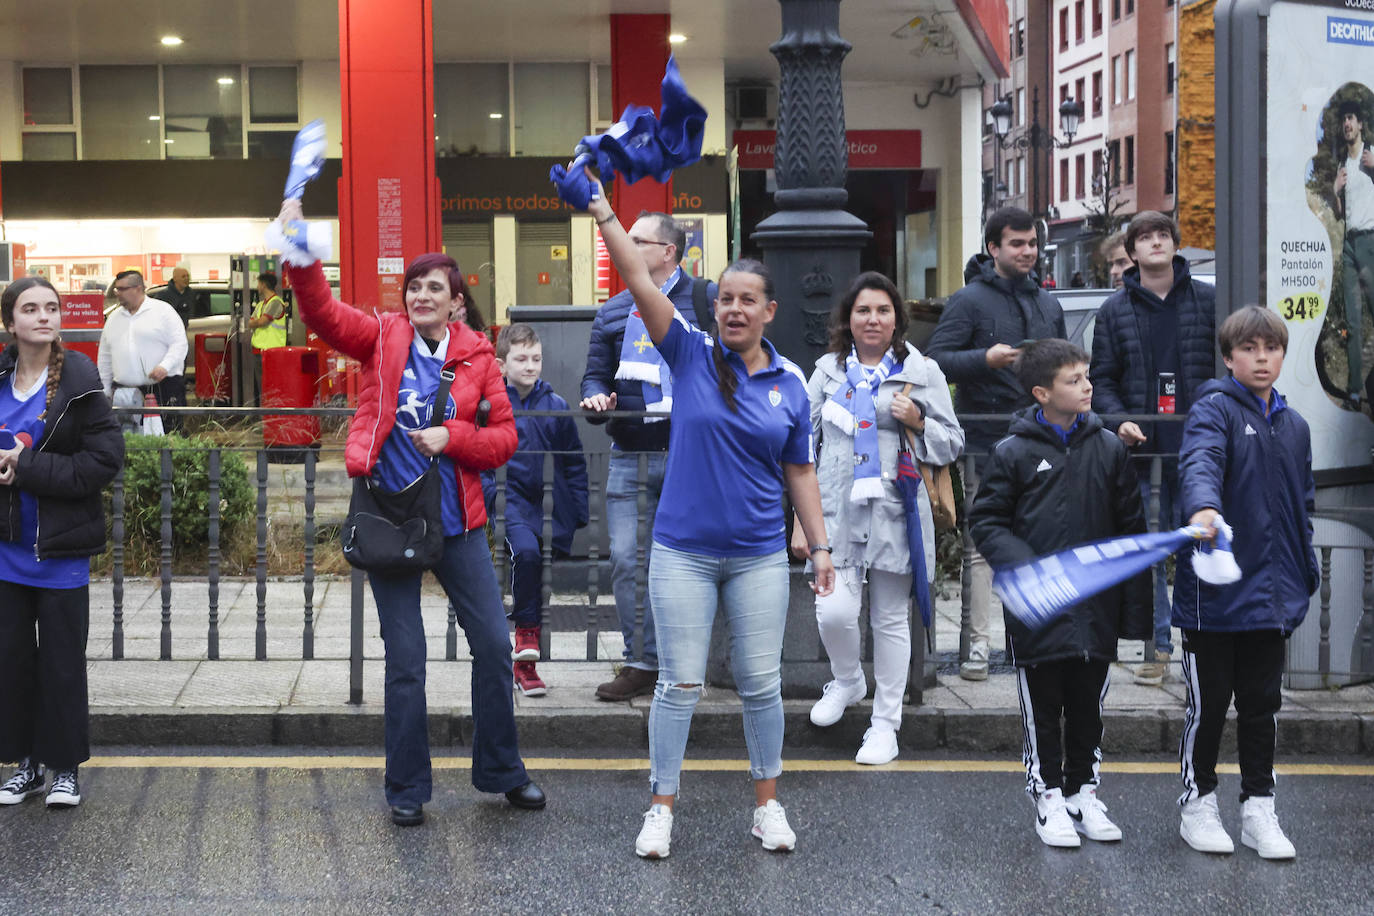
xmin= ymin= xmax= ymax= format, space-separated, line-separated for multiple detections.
xmin=971 ymin=339 xmax=1151 ymax=849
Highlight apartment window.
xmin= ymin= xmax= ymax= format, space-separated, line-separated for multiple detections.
xmin=22 ymin=67 xmax=77 ymax=160
xmin=1092 ymin=149 xmax=1104 ymax=192
xmin=435 ymin=63 xmax=510 ymax=156
xmin=1060 ymin=7 xmax=1070 ymax=51
xmin=1113 ymin=0 xmax=1121 ymax=21
xmin=1060 ymin=159 xmax=1070 ymax=202
xmin=1165 ymin=130 xmax=1176 ymax=195
xmin=1126 ymin=50 xmax=1137 ymax=100
xmin=1019 ymin=157 xmax=1027 ymax=197
xmin=1017 ymin=19 xmax=1026 ymax=57
xmin=1125 ymin=136 xmax=1136 ymax=185
xmin=1092 ymin=0 xmax=1103 ymax=34
xmin=1006 ymin=160 xmax=1015 ymax=196
xmin=1060 ymin=84 xmax=1070 ymax=108
xmin=1016 ymin=87 xmax=1025 ymax=126
xmin=1075 ymin=78 xmax=1086 ymax=114
xmin=81 ymin=65 xmax=160 ymax=159
xmin=1166 ymin=43 xmax=1176 ymax=95
xmin=1112 ymin=56 xmax=1123 ymax=105
xmin=1108 ymin=139 xmax=1122 ymax=185
xmin=1076 ymin=154 xmax=1086 ymax=199
xmin=1127 ymin=0 xmax=1134 ymax=12
xmin=1092 ymin=71 xmax=1103 ymax=117
xmin=1075 ymin=1 xmax=1086 ymax=43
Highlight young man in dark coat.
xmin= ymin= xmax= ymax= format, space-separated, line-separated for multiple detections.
xmin=927 ymin=206 xmax=1066 ymax=680
xmin=971 ymin=340 xmax=1150 ymax=849
xmin=1089 ymin=211 xmax=1217 ymax=685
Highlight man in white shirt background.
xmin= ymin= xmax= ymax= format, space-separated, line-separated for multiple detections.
xmin=1334 ymin=99 xmax=1374 ymax=411
xmin=98 ymin=269 xmax=189 ymax=433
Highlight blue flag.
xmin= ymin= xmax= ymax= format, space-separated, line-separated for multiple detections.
xmin=994 ymin=526 xmax=1218 ymax=631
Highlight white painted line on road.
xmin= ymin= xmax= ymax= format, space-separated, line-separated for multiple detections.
xmin=81 ymin=756 xmax=1374 ymax=777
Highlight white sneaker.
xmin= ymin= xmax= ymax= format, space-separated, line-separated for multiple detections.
xmin=0 ymin=760 xmax=45 ymax=805
xmin=751 ymin=799 xmax=797 ymax=852
xmin=45 ymin=769 xmax=81 ymax=808
xmin=1180 ymin=793 xmax=1234 ymax=854
xmin=809 ymin=678 xmax=866 ymax=727
xmin=854 ymin=727 xmax=899 ymax=766
xmin=1241 ymin=796 xmax=1296 ymax=860
xmin=635 ymin=803 xmax=673 ymax=859
xmin=1065 ymin=787 xmax=1122 ymax=842
xmin=959 ymin=641 xmax=990 ymax=681
xmin=1034 ymin=789 xmax=1081 ymax=848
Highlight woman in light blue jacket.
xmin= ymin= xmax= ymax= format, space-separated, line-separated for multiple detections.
xmin=792 ymin=272 xmax=964 ymax=764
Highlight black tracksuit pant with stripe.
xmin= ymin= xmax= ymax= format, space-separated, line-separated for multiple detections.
xmin=1016 ymin=658 xmax=1110 ymax=798
xmin=1178 ymin=628 xmax=1285 ymax=804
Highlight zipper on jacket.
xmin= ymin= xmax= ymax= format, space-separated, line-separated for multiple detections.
xmin=32 ymin=387 xmax=101 ymax=562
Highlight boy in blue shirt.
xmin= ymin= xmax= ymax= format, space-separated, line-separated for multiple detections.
xmin=1173 ymin=305 xmax=1315 ymax=861
xmin=483 ymin=324 xmax=589 ymax=696
xmin=971 ymin=339 xmax=1151 ymax=849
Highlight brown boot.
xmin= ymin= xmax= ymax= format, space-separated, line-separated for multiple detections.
xmin=595 ymin=666 xmax=658 ymax=701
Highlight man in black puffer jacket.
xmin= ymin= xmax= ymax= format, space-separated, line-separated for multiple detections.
xmin=927 ymin=206 xmax=1065 ymax=680
xmin=1089 ymin=211 xmax=1216 ymax=686
xmin=970 ymin=340 xmax=1150 ymax=848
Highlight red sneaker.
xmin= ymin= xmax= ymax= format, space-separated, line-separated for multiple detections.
xmin=514 ymin=661 xmax=547 ymax=697
xmin=513 ymin=625 xmax=540 ymax=661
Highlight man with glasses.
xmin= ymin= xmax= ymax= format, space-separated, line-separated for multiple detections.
xmin=580 ymin=212 xmax=715 ymax=702
xmin=98 ymin=269 xmax=188 ymax=433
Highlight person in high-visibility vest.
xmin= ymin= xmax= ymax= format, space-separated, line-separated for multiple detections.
xmin=249 ymin=271 xmax=289 ymax=405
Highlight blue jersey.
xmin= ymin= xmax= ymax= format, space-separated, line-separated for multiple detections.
xmin=371 ymin=335 xmax=463 ymax=536
xmin=653 ymin=321 xmax=812 ymax=557
xmin=0 ymin=376 xmax=89 ymax=588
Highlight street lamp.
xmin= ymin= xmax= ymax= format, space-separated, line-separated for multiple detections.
xmin=990 ymin=86 xmax=1084 ymax=221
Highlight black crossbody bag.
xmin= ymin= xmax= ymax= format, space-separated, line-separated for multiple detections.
xmin=341 ymin=367 xmax=454 ymax=574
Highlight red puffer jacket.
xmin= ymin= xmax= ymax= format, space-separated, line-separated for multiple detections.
xmin=285 ymin=260 xmax=515 ymax=532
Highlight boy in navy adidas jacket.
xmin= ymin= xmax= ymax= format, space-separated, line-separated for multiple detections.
xmin=971 ymin=339 xmax=1150 ymax=850
xmin=1172 ymin=305 xmax=1316 ymax=861
xmin=482 ymin=324 xmax=589 ymax=697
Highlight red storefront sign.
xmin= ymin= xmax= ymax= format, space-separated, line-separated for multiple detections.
xmin=733 ymin=129 xmax=922 ymax=170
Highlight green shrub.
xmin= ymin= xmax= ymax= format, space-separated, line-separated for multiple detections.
xmin=117 ymin=432 xmax=253 ymax=554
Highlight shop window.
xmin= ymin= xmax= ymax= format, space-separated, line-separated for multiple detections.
xmin=80 ymin=65 xmax=160 ymax=159
xmin=163 ymin=65 xmax=244 ymax=159
xmin=249 ymin=66 xmax=298 ymax=124
xmin=514 ymin=63 xmax=590 ymax=156
xmin=22 ymin=133 xmax=76 ymax=161
xmin=435 ymin=63 xmax=510 ymax=156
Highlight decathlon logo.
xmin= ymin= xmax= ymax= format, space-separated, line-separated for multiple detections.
xmin=1329 ymin=16 xmax=1374 ymax=45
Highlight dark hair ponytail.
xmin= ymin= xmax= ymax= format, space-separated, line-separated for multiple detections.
xmin=40 ymin=341 xmax=65 ymax=420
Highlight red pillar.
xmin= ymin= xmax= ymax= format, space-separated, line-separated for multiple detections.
xmin=338 ymin=0 xmax=439 ymax=312
xmin=607 ymin=14 xmax=673 ymax=296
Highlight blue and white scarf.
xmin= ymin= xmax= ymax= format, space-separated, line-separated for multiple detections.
xmin=821 ymin=348 xmax=899 ymax=503
xmin=616 ymin=266 xmax=687 ymax=422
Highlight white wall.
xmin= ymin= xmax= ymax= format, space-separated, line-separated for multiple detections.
xmin=677 ymin=58 xmax=728 ymax=154
xmin=0 ymin=62 xmax=21 ymax=161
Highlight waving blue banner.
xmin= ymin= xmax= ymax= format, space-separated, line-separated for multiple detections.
xmin=994 ymin=524 xmax=1238 ymax=631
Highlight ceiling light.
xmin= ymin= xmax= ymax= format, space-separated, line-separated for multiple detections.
xmin=489 ymin=112 xmax=503 ymax=119
xmin=217 ymin=77 xmax=235 ymax=86
xmin=164 ymin=139 xmax=174 ymax=144
xmin=668 ymin=34 xmax=687 ymax=44
xmin=160 ymin=35 xmax=183 ymax=46
xmin=148 ymin=115 xmax=161 ymax=121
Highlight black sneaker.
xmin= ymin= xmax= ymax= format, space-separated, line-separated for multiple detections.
xmin=46 ymin=769 xmax=81 ymax=808
xmin=0 ymin=760 xmax=45 ymax=805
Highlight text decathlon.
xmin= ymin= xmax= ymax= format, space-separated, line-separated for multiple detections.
xmin=1329 ymin=16 xmax=1374 ymax=45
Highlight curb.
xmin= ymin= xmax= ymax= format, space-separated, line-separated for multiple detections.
xmin=89 ymin=704 xmax=1371 ymax=757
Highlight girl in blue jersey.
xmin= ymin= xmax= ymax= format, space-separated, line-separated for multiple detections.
xmin=577 ymin=173 xmax=834 ymax=859
xmin=0 ymin=278 xmax=123 ymax=810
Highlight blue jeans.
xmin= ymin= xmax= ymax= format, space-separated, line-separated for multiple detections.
xmin=1139 ymin=472 xmax=1179 ymax=656
xmin=607 ymin=450 xmax=666 ymax=670
xmin=647 ymin=542 xmax=789 ymax=796
xmin=368 ymin=530 xmax=529 ymax=806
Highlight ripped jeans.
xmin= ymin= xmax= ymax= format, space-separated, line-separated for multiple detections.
xmin=646 ymin=542 xmax=789 ymax=797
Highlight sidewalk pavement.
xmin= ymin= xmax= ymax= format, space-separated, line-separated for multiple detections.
xmin=85 ymin=578 xmax=1374 ymax=755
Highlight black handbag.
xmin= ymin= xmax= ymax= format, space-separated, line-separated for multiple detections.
xmin=341 ymin=368 xmax=454 ymax=573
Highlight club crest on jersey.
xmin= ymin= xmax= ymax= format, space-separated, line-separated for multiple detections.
xmin=768 ymin=385 xmax=782 ymax=407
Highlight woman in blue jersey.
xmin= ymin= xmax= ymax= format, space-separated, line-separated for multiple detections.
xmin=576 ymin=174 xmax=834 ymax=859
xmin=0 ymin=278 xmax=123 ymax=810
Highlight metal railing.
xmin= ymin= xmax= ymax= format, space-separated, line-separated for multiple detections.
xmin=95 ymin=407 xmax=1374 ymax=701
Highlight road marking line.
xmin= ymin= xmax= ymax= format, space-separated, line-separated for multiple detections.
xmin=81 ymin=756 xmax=1374 ymax=777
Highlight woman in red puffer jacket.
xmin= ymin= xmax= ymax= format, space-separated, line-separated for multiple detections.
xmin=278 ymin=201 xmax=545 ymax=827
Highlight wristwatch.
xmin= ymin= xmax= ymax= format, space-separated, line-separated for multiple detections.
xmin=809 ymin=544 xmax=833 ymax=555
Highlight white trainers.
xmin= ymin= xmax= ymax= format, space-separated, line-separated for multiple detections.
xmin=809 ymin=678 xmax=866 ymax=727
xmin=1241 ymin=796 xmax=1296 ymax=860
xmin=0 ymin=760 xmax=45 ymax=805
xmin=1034 ymin=788 xmax=1081 ymax=848
xmin=751 ymin=799 xmax=797 ymax=852
xmin=1180 ymin=792 xmax=1234 ymax=854
xmin=1064 ymin=786 xmax=1122 ymax=842
xmin=45 ymin=769 xmax=81 ymax=808
xmin=959 ymin=641 xmax=990 ymax=681
xmin=854 ymin=727 xmax=899 ymax=766
xmin=635 ymin=803 xmax=674 ymax=859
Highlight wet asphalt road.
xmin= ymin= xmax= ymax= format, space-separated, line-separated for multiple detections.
xmin=1 ymin=749 xmax=1371 ymax=915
